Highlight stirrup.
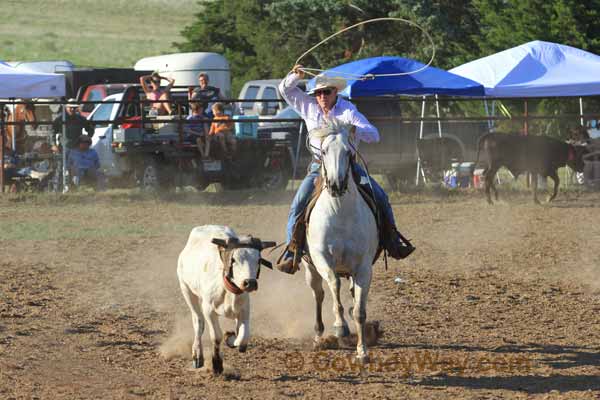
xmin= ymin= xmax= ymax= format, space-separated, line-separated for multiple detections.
xmin=275 ymin=249 xmax=299 ymax=275
xmin=274 ymin=257 xmax=299 ymax=274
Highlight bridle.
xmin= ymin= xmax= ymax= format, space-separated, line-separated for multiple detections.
xmin=321 ymin=148 xmax=352 ymax=197
xmin=211 ymin=237 xmax=275 ymax=295
xmin=318 ymin=132 xmax=354 ymax=197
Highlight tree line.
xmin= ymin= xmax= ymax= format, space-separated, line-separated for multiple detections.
xmin=175 ymin=0 xmax=600 ymax=136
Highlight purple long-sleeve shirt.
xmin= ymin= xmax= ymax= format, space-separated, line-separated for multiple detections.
xmin=279 ymin=72 xmax=379 ymax=157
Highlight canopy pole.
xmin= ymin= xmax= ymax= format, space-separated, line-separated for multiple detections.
xmin=62 ymin=103 xmax=67 ymax=193
xmin=0 ymin=102 xmax=5 ymax=193
xmin=415 ymin=96 xmax=426 ymax=186
xmin=579 ymin=97 xmax=584 ymax=126
xmin=11 ymin=99 xmax=16 ymax=151
xmin=435 ymin=94 xmax=442 ymax=138
xmin=484 ymin=99 xmax=492 ymax=132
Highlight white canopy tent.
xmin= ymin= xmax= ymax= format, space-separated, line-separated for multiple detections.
xmin=0 ymin=61 xmax=65 ymax=98
xmin=450 ymin=41 xmax=600 ymax=187
xmin=450 ymin=40 xmax=600 ymax=98
xmin=1 ymin=61 xmax=66 ymax=192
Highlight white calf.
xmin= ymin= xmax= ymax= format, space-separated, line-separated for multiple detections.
xmin=177 ymin=225 xmax=275 ymax=374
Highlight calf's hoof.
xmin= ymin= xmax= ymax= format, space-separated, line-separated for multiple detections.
xmin=238 ymin=344 xmax=247 ymax=353
xmin=225 ymin=331 xmax=236 ymax=349
xmin=212 ymin=357 xmax=224 ymax=375
xmin=192 ymin=355 xmax=204 ymax=369
xmin=334 ymin=324 xmax=350 ymax=338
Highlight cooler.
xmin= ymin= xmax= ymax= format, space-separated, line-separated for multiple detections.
xmin=233 ymin=115 xmax=258 ymax=139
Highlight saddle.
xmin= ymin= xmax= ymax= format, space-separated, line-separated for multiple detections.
xmin=280 ymin=160 xmax=385 ymax=272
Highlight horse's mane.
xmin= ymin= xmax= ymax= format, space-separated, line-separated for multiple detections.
xmin=310 ymin=121 xmax=351 ymax=143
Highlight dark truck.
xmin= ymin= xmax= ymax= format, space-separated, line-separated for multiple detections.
xmin=88 ymin=86 xmax=294 ymax=191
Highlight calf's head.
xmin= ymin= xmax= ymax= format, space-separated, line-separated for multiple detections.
xmin=212 ymin=236 xmax=276 ymax=295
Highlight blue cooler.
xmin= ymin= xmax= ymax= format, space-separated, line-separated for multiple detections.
xmin=233 ymin=115 xmax=258 ymax=139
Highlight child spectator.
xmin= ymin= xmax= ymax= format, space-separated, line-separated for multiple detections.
xmin=67 ymin=135 xmax=105 ymax=191
xmin=206 ymin=102 xmax=236 ymax=158
xmin=186 ymin=102 xmax=209 ymax=157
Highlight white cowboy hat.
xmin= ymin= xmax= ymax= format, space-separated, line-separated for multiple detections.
xmin=307 ymin=74 xmax=347 ymax=95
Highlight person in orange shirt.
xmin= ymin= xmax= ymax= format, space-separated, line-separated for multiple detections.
xmin=206 ymin=102 xmax=236 ymax=158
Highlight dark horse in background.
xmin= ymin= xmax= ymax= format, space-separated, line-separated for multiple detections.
xmin=6 ymin=102 xmax=37 ymax=154
xmin=476 ymin=132 xmax=588 ymax=204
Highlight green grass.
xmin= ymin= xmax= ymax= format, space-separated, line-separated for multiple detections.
xmin=0 ymin=0 xmax=198 ymax=67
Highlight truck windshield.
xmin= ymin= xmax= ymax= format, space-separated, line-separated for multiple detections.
xmin=90 ymin=102 xmax=114 ymax=122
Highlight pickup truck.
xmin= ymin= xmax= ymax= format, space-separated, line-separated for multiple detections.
xmin=89 ymin=87 xmax=295 ymax=191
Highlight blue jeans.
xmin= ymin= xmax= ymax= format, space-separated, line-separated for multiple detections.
xmin=286 ymin=161 xmax=396 ymax=244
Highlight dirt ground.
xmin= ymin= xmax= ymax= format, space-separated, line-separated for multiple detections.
xmin=1 ymin=188 xmax=600 ymax=399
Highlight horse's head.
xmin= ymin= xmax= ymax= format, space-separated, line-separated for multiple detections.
xmin=313 ymin=124 xmax=353 ymax=197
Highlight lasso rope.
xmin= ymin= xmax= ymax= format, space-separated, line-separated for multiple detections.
xmin=295 ymin=17 xmax=436 ymax=80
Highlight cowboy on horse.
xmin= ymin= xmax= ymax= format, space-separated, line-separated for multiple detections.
xmin=275 ymin=65 xmax=415 ymax=273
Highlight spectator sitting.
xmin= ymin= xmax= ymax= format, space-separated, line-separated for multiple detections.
xmin=186 ymin=102 xmax=209 ymax=158
xmin=67 ymin=135 xmax=105 ymax=191
xmin=206 ymin=102 xmax=236 ymax=159
xmin=140 ymin=72 xmax=175 ymax=116
xmin=52 ymin=99 xmax=94 ymax=152
xmin=188 ymin=73 xmax=226 ymax=118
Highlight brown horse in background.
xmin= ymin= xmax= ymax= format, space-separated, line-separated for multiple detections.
xmin=7 ymin=102 xmax=37 ymax=154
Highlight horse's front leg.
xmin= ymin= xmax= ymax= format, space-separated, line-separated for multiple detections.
xmin=325 ymin=272 xmax=349 ymax=338
xmin=353 ymin=266 xmax=372 ymax=364
xmin=305 ymin=261 xmax=325 ymax=340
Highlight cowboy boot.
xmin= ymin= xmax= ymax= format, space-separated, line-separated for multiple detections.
xmin=383 ymin=221 xmax=415 ymax=260
xmin=274 ymin=249 xmax=300 ymax=274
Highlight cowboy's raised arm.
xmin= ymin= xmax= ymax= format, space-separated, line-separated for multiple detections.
xmin=278 ymin=66 xmax=314 ymax=120
xmin=348 ymin=104 xmax=380 ymax=143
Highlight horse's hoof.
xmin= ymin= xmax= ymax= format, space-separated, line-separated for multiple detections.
xmin=192 ymin=356 xmax=204 ymax=369
xmin=212 ymin=357 xmax=224 ymax=375
xmin=225 ymin=331 xmax=236 ymax=349
xmin=356 ymin=354 xmax=370 ymax=365
xmin=238 ymin=344 xmax=247 ymax=353
xmin=334 ymin=325 xmax=350 ymax=338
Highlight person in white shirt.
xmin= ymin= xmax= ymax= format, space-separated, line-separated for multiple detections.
xmin=275 ymin=65 xmax=414 ymax=273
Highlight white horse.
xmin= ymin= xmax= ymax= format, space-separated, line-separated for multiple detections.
xmin=304 ymin=124 xmax=379 ymax=364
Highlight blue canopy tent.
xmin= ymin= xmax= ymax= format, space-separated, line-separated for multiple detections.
xmin=307 ymin=56 xmax=484 ymax=98
xmin=306 ymin=56 xmax=485 ymax=184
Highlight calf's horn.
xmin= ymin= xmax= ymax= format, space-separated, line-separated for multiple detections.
xmin=211 ymin=238 xmax=227 ymax=247
xmin=260 ymin=241 xmax=277 ymax=250
xmin=259 ymin=258 xmax=273 ymax=269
